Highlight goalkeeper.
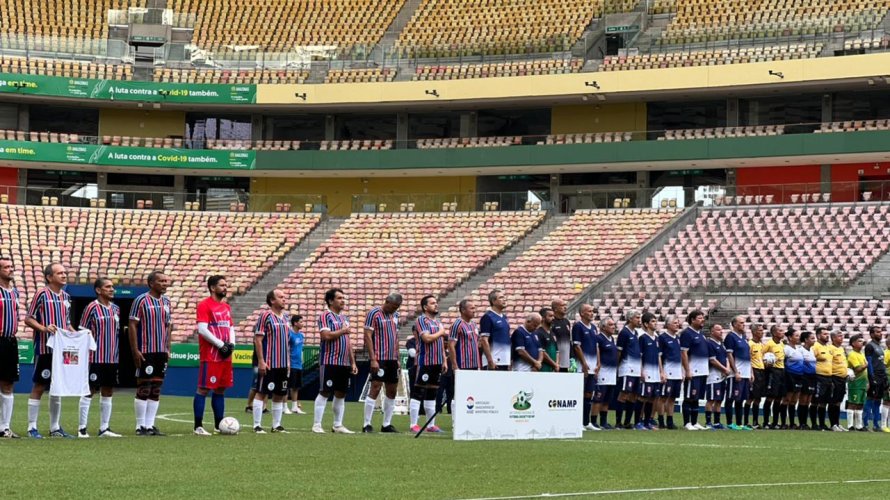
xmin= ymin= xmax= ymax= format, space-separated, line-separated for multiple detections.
xmin=193 ymin=275 xmax=236 ymax=436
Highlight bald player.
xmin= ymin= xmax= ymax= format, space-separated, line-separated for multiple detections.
xmin=550 ymin=299 xmax=572 ymax=372
xmin=512 ymin=313 xmax=543 ymax=372
xmin=363 ymin=293 xmax=403 ymax=433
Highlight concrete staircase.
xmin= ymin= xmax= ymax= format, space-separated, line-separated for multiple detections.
xmin=395 ymin=213 xmax=569 ymax=340
xmin=228 ymin=217 xmax=347 ymax=324
xmin=370 ymin=0 xmax=424 ymax=61
xmin=844 ymin=251 xmax=890 ymax=298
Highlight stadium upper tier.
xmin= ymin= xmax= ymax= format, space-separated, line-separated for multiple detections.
xmin=172 ymin=0 xmax=406 ymax=51
xmin=0 ymin=0 xmax=143 ymax=40
xmin=444 ymin=208 xmax=680 ymax=324
xmin=653 ymin=0 xmax=890 ymax=46
xmin=0 ymin=206 xmax=321 ymax=341
xmin=239 ymin=211 xmax=545 ymax=346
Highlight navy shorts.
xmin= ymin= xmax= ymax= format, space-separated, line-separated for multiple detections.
xmin=584 ymin=374 xmax=597 ymax=394
xmin=750 ymin=368 xmax=767 ymax=399
xmin=618 ymin=376 xmax=639 ymax=394
xmin=592 ymin=384 xmax=615 ymax=404
xmin=639 ymin=381 xmax=662 ymax=399
xmin=684 ymin=376 xmax=707 ymax=400
xmin=766 ymin=368 xmax=785 ymax=398
xmin=814 ymin=375 xmax=834 ymax=404
xmin=785 ymin=372 xmax=805 ymax=393
xmin=706 ymin=380 xmax=725 ymax=402
xmin=661 ymin=379 xmax=682 ymax=399
xmin=727 ymin=377 xmax=751 ymax=401
xmin=802 ymin=374 xmax=817 ymax=395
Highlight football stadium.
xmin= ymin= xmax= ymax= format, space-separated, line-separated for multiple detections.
xmin=4 ymin=0 xmax=890 ymax=498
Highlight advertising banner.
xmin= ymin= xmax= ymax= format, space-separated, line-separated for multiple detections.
xmin=0 ymin=73 xmax=256 ymax=104
xmin=18 ymin=339 xmax=34 ymax=364
xmin=0 ymin=141 xmax=255 ymax=170
xmin=169 ymin=343 xmax=254 ymax=367
xmin=452 ymin=370 xmax=583 ymax=441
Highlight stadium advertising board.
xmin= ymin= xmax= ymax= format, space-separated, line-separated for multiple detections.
xmin=0 ymin=141 xmax=255 ymax=170
xmin=169 ymin=343 xmax=253 ymax=367
xmin=0 ymin=73 xmax=256 ymax=104
xmin=18 ymin=339 xmax=34 ymax=364
xmin=453 ymin=370 xmax=583 ymax=441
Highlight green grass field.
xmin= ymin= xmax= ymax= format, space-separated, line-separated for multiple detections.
xmin=1 ymin=394 xmax=888 ymax=499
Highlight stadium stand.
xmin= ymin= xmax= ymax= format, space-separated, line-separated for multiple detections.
xmin=0 ymin=205 xmax=320 ymax=341
xmin=747 ymin=297 xmax=890 ymax=336
xmin=172 ymin=0 xmax=406 ymax=51
xmin=621 ymin=204 xmax=890 ymax=294
xmin=816 ymin=120 xmax=890 ymax=133
xmin=319 ymin=140 xmax=394 ymax=151
xmin=325 ymin=67 xmax=396 ymax=84
xmin=658 ymin=125 xmax=786 ymax=140
xmin=239 ymin=211 xmax=546 ymax=347
xmin=153 ymin=68 xmax=308 ymax=85
xmin=844 ymin=32 xmax=890 ymax=50
xmin=0 ymin=55 xmax=133 ymax=80
xmin=655 ymin=0 xmax=890 ymax=45
xmin=206 ymin=139 xmax=301 ymax=151
xmin=600 ymin=43 xmax=824 ymax=71
xmin=396 ymin=0 xmax=601 ymax=57
xmin=413 ymin=58 xmax=583 ymax=80
xmin=446 ymin=208 xmax=680 ymax=322
xmin=417 ymin=137 xmax=521 ymax=149
xmin=538 ymin=132 xmax=633 ymax=144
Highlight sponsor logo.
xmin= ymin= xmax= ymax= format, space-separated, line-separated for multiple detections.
xmin=326 ymin=379 xmax=333 ymax=387
xmin=547 ymin=399 xmax=578 ymax=409
xmin=466 ymin=396 xmax=475 ymax=410
xmin=210 ymin=376 xmax=217 ymax=384
xmin=145 ymin=365 xmax=154 ymax=375
xmin=511 ymin=390 xmax=533 ymax=411
xmin=421 ymin=373 xmax=429 ymax=382
xmin=89 ymin=373 xmax=98 ymax=382
xmin=41 ymin=369 xmax=51 ymax=379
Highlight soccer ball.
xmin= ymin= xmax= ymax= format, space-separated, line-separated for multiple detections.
xmin=763 ymin=353 xmax=777 ymax=366
xmin=847 ymin=368 xmax=856 ymax=381
xmin=218 ymin=417 xmax=241 ymax=435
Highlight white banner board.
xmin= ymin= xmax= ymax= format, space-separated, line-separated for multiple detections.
xmin=453 ymin=370 xmax=583 ymax=441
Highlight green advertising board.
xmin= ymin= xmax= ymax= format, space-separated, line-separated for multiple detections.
xmin=169 ymin=343 xmax=255 ymax=368
xmin=0 ymin=73 xmax=256 ymax=104
xmin=0 ymin=141 xmax=255 ymax=170
xmin=18 ymin=339 xmax=34 ymax=364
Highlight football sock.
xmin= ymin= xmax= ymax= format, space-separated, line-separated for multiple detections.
xmin=49 ymin=396 xmax=62 ymax=431
xmin=193 ymin=393 xmax=206 ymax=429
xmin=881 ymin=405 xmax=889 ymax=428
xmin=134 ymin=399 xmax=147 ymax=430
xmin=145 ymin=400 xmax=159 ymax=428
xmin=382 ymin=397 xmax=395 ymax=427
xmin=409 ymin=399 xmax=421 ymax=427
xmin=817 ymin=405 xmax=827 ymax=427
xmin=667 ymin=415 xmax=674 ymax=427
xmin=771 ymin=400 xmax=781 ymax=426
xmin=863 ymin=400 xmax=874 ymax=427
xmin=363 ymin=396 xmax=376 ymax=426
xmin=423 ymin=400 xmax=436 ymax=428
xmin=779 ymin=404 xmax=787 ymax=426
xmin=690 ymin=401 xmax=699 ymax=425
xmin=78 ymin=396 xmax=91 ymax=430
xmin=724 ymin=400 xmax=734 ymax=425
xmin=271 ymin=402 xmax=283 ymax=429
xmin=253 ymin=399 xmax=264 ymax=428
xmin=714 ymin=410 xmax=721 ymax=425
xmin=333 ymin=397 xmax=346 ymax=427
xmin=735 ymin=401 xmax=743 ymax=424
xmin=681 ymin=400 xmax=690 ymax=425
xmin=599 ymin=411 xmax=608 ymax=427
xmin=615 ymin=403 xmax=624 ymax=427
xmin=643 ymin=402 xmax=653 ymax=423
xmin=313 ymin=395 xmax=328 ymax=426
xmin=633 ymin=401 xmax=643 ymax=425
xmin=623 ymin=402 xmax=634 ymax=426
xmin=0 ymin=393 xmax=13 ymax=430
xmin=211 ymin=393 xmax=225 ymax=429
xmin=100 ymin=397 xmax=112 ymax=431
xmin=874 ymin=401 xmax=883 ymax=426
xmin=762 ymin=401 xmax=771 ymax=426
xmin=658 ymin=415 xmax=665 ymax=428
xmin=809 ymin=404 xmax=818 ymax=427
xmin=830 ymin=405 xmax=841 ymax=427
xmin=797 ymin=404 xmax=808 ymax=427
xmin=582 ymin=400 xmax=591 ymax=426
xmin=705 ymin=411 xmax=712 ymax=425
xmin=28 ymin=398 xmax=40 ymax=430
xmin=746 ymin=403 xmax=754 ymax=426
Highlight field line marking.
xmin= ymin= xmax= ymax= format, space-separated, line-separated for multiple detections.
xmin=459 ymin=478 xmax=890 ymax=500
xmin=577 ymin=438 xmax=890 ymax=455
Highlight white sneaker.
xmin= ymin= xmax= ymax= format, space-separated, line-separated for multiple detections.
xmin=685 ymin=423 xmax=698 ymax=431
xmin=831 ymin=425 xmax=844 ymax=432
xmin=332 ymin=425 xmax=355 ymax=434
xmin=311 ymin=423 xmax=325 ymax=434
xmin=98 ymin=428 xmax=121 ymax=438
xmin=583 ymin=423 xmax=600 ymax=431
xmin=693 ymin=423 xmax=707 ymax=431
xmin=193 ymin=426 xmax=212 ymax=436
xmin=294 ymin=406 xmax=306 ymax=415
xmin=283 ymin=407 xmax=293 ymax=415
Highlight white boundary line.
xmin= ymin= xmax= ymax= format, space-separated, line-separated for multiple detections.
xmin=459 ymin=478 xmax=890 ymax=500
xmin=577 ymin=438 xmax=890 ymax=455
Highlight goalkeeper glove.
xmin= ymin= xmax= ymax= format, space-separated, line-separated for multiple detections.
xmin=218 ymin=343 xmax=233 ymax=359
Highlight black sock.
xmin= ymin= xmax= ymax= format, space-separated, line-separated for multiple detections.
xmin=714 ymin=410 xmax=721 ymax=425
xmin=763 ymin=400 xmax=771 ymax=425
xmin=600 ymin=411 xmax=608 ymax=427
xmin=771 ymin=400 xmax=782 ymax=426
xmin=658 ymin=414 xmax=665 ymax=427
xmin=667 ymin=415 xmax=675 ymax=427
xmin=735 ymin=401 xmax=743 ymax=424
xmin=744 ymin=403 xmax=752 ymax=425
xmin=798 ymin=404 xmax=809 ymax=426
xmin=633 ymin=401 xmax=643 ymax=425
xmin=725 ymin=400 xmax=734 ymax=425
xmin=779 ymin=404 xmax=788 ymax=426
xmin=682 ymin=401 xmax=690 ymax=425
xmin=690 ymin=400 xmax=699 ymax=425
xmin=624 ymin=401 xmax=634 ymax=426
xmin=583 ymin=400 xmax=591 ymax=426
xmin=818 ymin=406 xmax=827 ymax=427
xmin=787 ymin=404 xmax=795 ymax=426
xmin=809 ymin=404 xmax=818 ymax=426
xmin=616 ymin=403 xmax=624 ymax=426
xmin=829 ymin=405 xmax=840 ymax=427
xmin=705 ymin=410 xmax=712 ymax=425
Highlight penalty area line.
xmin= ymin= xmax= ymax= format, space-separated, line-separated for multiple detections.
xmin=458 ymin=478 xmax=890 ymax=500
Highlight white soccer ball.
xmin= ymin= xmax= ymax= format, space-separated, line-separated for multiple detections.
xmin=763 ymin=353 xmax=777 ymax=366
xmin=218 ymin=417 xmax=241 ymax=435
xmin=847 ymin=368 xmax=856 ymax=382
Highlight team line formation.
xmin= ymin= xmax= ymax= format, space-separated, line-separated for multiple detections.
xmin=1 ymin=258 xmax=889 ymax=438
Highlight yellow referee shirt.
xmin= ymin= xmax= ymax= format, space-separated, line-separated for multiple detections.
xmin=812 ymin=343 xmax=833 ymax=376
xmin=749 ymin=340 xmax=765 ymax=370
xmin=831 ymin=345 xmax=847 ymax=377
xmin=765 ymin=338 xmax=785 ymax=369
